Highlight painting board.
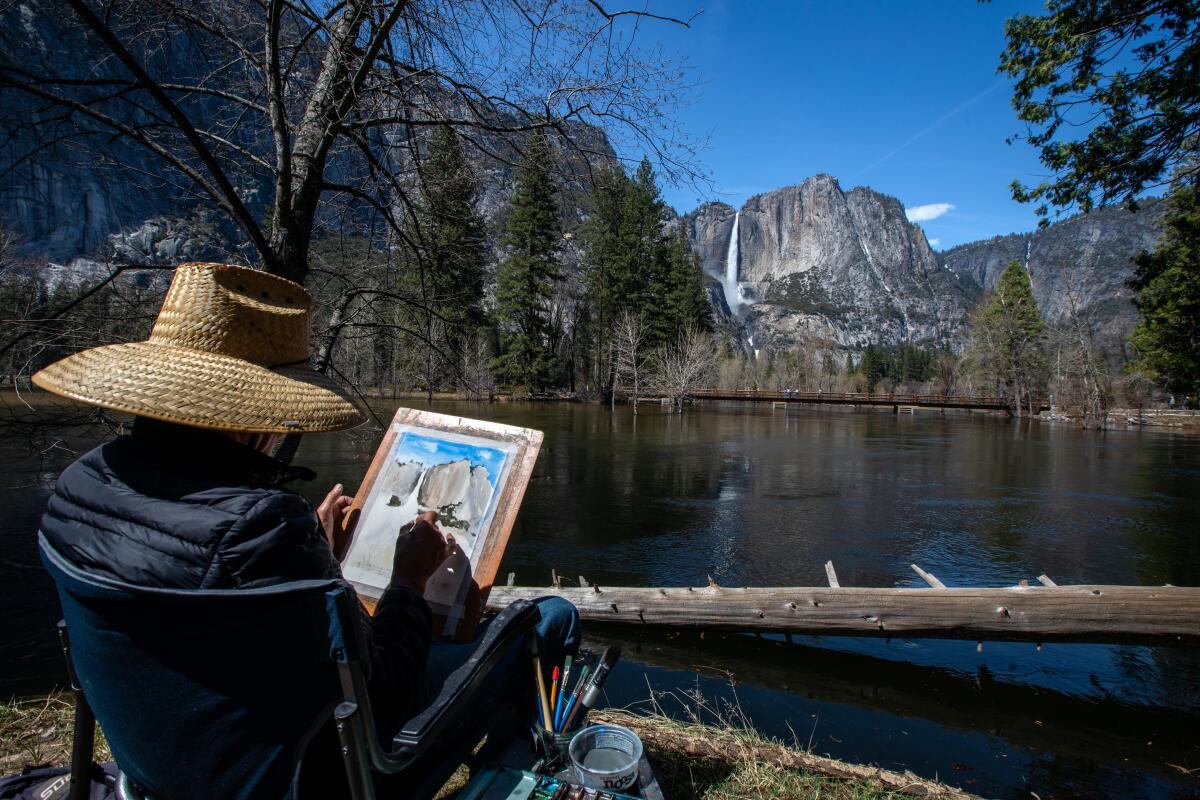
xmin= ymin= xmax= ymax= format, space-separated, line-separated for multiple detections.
xmin=342 ymin=407 xmax=542 ymax=640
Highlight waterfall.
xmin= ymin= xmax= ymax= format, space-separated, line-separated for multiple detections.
xmin=722 ymin=212 xmax=742 ymax=313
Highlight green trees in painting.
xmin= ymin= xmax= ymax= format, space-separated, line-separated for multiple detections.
xmin=492 ymin=132 xmax=563 ymax=393
xmin=1129 ymin=180 xmax=1200 ymax=401
xmin=967 ymin=260 xmax=1048 ymax=415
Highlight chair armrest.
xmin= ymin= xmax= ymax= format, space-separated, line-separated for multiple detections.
xmin=389 ymin=599 xmax=540 ymax=755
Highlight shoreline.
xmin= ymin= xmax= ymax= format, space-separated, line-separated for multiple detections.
xmin=6 ymin=387 xmax=1197 ymax=434
xmin=351 ymin=390 xmax=1200 ymax=433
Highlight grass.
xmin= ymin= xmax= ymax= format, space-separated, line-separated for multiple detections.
xmin=2 ymin=692 xmax=971 ymax=799
xmin=588 ymin=687 xmax=973 ymax=800
xmin=0 ymin=692 xmax=109 ymax=774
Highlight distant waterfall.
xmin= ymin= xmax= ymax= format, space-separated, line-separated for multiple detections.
xmin=722 ymin=212 xmax=742 ymax=313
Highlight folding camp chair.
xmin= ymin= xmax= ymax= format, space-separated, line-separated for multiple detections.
xmin=40 ymin=534 xmax=540 ymax=800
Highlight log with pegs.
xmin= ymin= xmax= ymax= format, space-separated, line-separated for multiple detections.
xmin=486 ymin=566 xmax=1200 ymax=646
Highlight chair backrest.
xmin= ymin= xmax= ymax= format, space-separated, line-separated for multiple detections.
xmin=40 ymin=534 xmax=358 ymax=800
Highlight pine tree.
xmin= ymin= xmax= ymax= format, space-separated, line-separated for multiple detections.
xmin=411 ymin=126 xmax=488 ymax=396
xmin=971 ymin=260 xmax=1048 ymax=415
xmin=861 ymin=344 xmax=886 ymax=392
xmin=492 ymin=132 xmax=563 ymax=392
xmin=661 ymin=226 xmax=712 ymax=339
xmin=582 ymin=157 xmax=712 ymax=389
xmin=628 ymin=158 xmax=674 ymax=347
xmin=580 ymin=167 xmax=633 ymax=390
xmin=1129 ymin=179 xmax=1200 ymax=402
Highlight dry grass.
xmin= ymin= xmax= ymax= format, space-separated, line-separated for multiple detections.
xmin=0 ymin=692 xmax=109 ymax=773
xmin=586 ymin=686 xmax=974 ymax=800
xmin=591 ymin=707 xmax=971 ymax=800
xmin=2 ymin=692 xmax=971 ymax=799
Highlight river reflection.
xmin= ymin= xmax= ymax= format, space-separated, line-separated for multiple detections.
xmin=3 ymin=398 xmax=1199 ymax=798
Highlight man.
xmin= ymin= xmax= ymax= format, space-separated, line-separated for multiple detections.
xmin=34 ymin=262 xmax=577 ymax=796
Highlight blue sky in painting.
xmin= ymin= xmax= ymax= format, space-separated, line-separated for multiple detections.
xmin=395 ymin=432 xmax=506 ymax=490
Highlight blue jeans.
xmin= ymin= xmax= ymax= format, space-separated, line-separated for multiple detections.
xmin=424 ymin=597 xmax=580 ymax=761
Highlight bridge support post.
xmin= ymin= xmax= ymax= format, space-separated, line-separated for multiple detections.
xmin=892 ymin=404 xmax=899 ymax=414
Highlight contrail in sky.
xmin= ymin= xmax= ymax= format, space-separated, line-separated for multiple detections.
xmin=852 ymin=80 xmax=1006 ymax=179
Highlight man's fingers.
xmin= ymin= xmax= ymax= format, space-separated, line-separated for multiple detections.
xmin=318 ymin=484 xmax=344 ymax=515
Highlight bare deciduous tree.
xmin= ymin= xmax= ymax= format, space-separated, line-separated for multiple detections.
xmin=0 ymin=0 xmax=703 ymax=377
xmin=612 ymin=308 xmax=646 ymax=412
xmin=1050 ymin=283 xmax=1112 ymax=427
xmin=651 ymin=325 xmax=714 ymax=412
xmin=772 ymin=348 xmax=807 ymax=392
xmin=933 ymin=351 xmax=958 ymax=396
xmin=460 ymin=330 xmax=494 ymax=401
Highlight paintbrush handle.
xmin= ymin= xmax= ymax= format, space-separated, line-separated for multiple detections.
xmin=533 ymin=655 xmax=552 ymax=729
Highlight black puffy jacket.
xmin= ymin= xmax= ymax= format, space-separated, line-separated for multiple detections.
xmin=40 ymin=417 xmax=432 ymax=740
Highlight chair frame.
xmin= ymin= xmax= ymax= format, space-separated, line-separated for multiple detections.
xmin=48 ymin=538 xmax=539 ymax=800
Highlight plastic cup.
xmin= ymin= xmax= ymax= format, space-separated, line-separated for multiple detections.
xmin=568 ymin=724 xmax=643 ymax=792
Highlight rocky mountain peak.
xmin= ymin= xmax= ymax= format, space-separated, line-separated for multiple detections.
xmin=682 ymin=175 xmax=1164 ymax=357
xmin=685 ymin=175 xmax=971 ymax=352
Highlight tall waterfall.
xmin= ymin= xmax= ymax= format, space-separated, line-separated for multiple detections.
xmin=722 ymin=211 xmax=742 ymax=313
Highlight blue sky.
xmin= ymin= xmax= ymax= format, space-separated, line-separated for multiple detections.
xmin=641 ymin=0 xmax=1053 ymax=249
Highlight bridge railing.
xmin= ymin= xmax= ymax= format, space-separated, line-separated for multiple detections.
xmin=656 ymin=388 xmax=1014 ymax=407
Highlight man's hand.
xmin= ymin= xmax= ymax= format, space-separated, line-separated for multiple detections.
xmin=391 ymin=511 xmax=454 ymax=594
xmin=317 ymin=484 xmax=355 ymax=560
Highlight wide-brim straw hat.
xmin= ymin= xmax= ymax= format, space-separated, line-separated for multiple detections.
xmin=33 ymin=262 xmax=366 ymax=433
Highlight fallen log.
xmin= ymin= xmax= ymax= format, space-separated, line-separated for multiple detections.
xmin=486 ymin=584 xmax=1200 ymax=645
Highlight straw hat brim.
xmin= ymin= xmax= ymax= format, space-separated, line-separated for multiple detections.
xmin=32 ymin=341 xmax=366 ymax=433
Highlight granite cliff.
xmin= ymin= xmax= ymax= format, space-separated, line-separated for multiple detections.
xmin=940 ymin=200 xmax=1164 ymax=349
xmin=684 ymin=175 xmax=1164 ymax=355
xmin=0 ymin=0 xmax=614 ymax=269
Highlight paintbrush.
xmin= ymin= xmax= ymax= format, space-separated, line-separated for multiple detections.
xmin=563 ymin=645 xmax=620 ymax=731
xmin=557 ymin=660 xmax=592 ymax=732
xmin=549 ymin=665 xmax=560 ymax=723
xmin=530 ymin=637 xmax=553 ymax=729
xmin=553 ymin=654 xmax=574 ymax=730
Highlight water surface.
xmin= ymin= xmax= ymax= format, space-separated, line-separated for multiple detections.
xmin=4 ymin=398 xmax=1199 ymax=798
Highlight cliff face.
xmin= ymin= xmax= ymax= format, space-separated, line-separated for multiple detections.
xmin=682 ymin=201 xmax=736 ymax=279
xmin=0 ymin=0 xmax=614 ymax=268
xmin=686 ymin=175 xmax=975 ymax=351
xmin=683 ymin=175 xmax=1164 ymax=354
xmin=940 ymin=200 xmax=1165 ymax=348
xmin=0 ymin=1 xmax=202 ymax=260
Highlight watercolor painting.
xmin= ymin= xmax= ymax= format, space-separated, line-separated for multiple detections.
xmin=343 ymin=426 xmax=515 ymax=598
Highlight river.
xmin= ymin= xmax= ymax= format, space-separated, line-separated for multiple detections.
xmin=3 ymin=398 xmax=1199 ymax=798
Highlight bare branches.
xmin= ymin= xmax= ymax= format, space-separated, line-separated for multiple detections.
xmin=612 ymin=308 xmax=647 ymax=410
xmin=651 ymin=325 xmax=715 ymax=411
xmin=62 ymin=0 xmax=276 ymax=268
xmin=0 ymin=263 xmax=175 ymax=363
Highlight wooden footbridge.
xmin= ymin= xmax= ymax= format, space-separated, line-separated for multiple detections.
xmin=487 ymin=563 xmax=1199 ymax=647
xmin=636 ymin=388 xmax=1044 ymax=413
